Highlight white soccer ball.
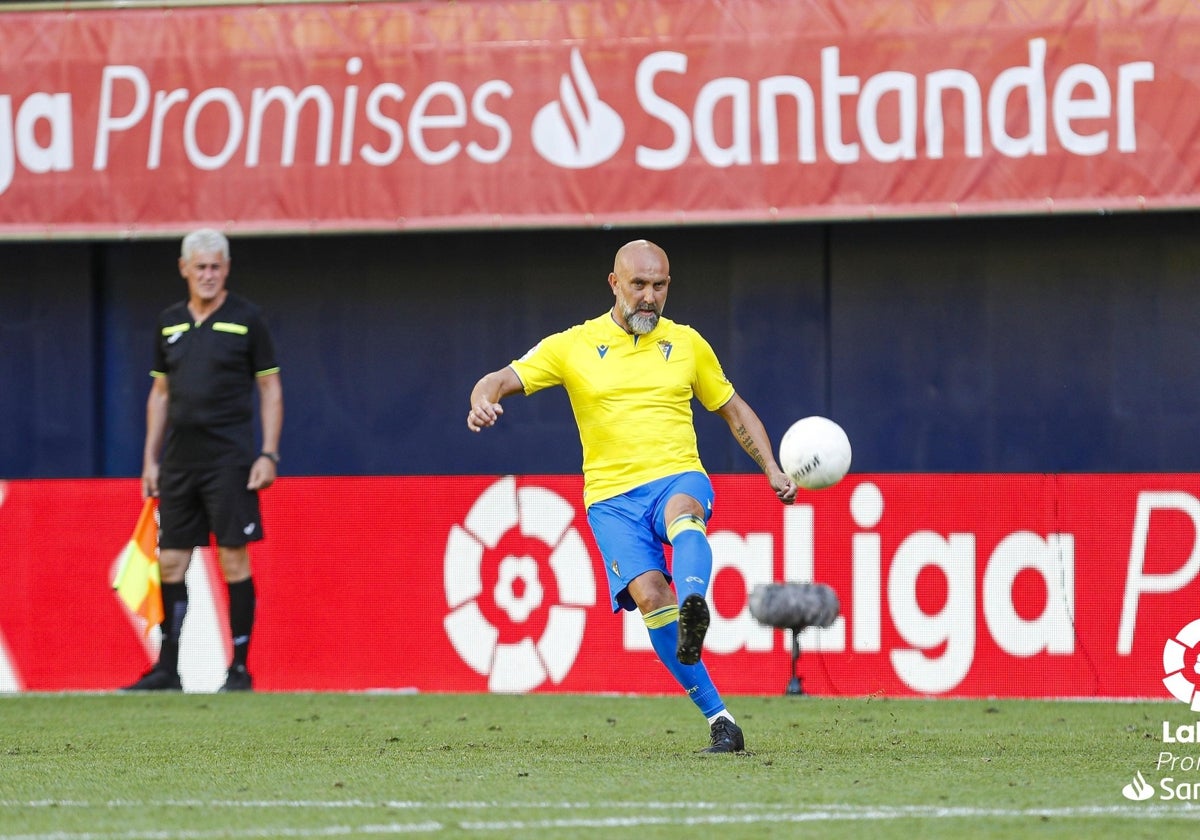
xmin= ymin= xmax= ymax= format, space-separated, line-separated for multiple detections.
xmin=779 ymin=416 xmax=852 ymax=490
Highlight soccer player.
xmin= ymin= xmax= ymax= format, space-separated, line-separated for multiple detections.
xmin=122 ymin=228 xmax=283 ymax=693
xmin=467 ymin=239 xmax=797 ymax=752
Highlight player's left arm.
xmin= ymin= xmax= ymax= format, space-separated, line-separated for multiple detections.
xmin=249 ymin=371 xmax=283 ymax=490
xmin=716 ymin=394 xmax=796 ymax=504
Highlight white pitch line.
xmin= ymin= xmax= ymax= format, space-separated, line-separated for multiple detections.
xmin=3 ymin=800 xmax=1200 ymax=817
xmin=2 ymin=802 xmax=1200 ymax=840
xmin=0 ymin=826 xmax=444 ymax=840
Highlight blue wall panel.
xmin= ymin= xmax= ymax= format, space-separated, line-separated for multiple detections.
xmin=2 ymin=213 xmax=1197 ymax=478
xmin=0 ymin=244 xmax=97 ymax=477
xmin=831 ymin=214 xmax=1200 ymax=472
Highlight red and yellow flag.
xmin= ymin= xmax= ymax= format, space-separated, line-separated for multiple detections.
xmin=111 ymin=498 xmax=164 ymax=635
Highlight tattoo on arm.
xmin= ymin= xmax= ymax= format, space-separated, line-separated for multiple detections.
xmin=734 ymin=423 xmax=768 ymax=470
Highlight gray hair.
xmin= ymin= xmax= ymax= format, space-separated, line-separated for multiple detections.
xmin=181 ymin=228 xmax=230 ymax=262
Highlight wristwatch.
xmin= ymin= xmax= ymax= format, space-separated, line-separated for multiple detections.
xmin=259 ymin=451 xmax=280 ymax=464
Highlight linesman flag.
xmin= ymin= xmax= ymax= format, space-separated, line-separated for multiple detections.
xmin=111 ymin=497 xmax=164 ymax=634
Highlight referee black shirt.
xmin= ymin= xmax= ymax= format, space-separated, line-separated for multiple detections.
xmin=152 ymin=292 xmax=280 ymax=468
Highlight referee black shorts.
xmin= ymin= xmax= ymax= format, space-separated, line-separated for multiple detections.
xmin=158 ymin=464 xmax=264 ymax=549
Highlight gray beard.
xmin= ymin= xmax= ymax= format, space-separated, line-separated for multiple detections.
xmin=628 ymin=309 xmax=659 ymax=335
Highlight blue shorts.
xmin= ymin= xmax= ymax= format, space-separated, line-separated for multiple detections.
xmin=586 ymin=471 xmax=714 ymax=613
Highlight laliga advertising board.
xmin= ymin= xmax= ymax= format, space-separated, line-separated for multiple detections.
xmin=2 ymin=473 xmax=1200 ymax=700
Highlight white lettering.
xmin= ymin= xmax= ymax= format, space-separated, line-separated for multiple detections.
xmin=820 ymin=46 xmax=859 ymax=163
xmin=633 ymin=38 xmax=1153 ymax=170
xmin=758 ymin=76 xmax=817 ymax=164
xmin=467 ymin=80 xmax=513 ymax=164
xmin=0 ymin=91 xmax=75 ymax=195
xmin=247 ymin=85 xmax=334 ymax=167
xmin=636 ymin=51 xmax=691 ymax=171
xmin=1159 ymin=751 xmax=1200 ymax=771
xmin=88 ymin=64 xmax=512 ymax=175
xmin=889 ymin=532 xmax=975 ymax=694
xmin=623 ymin=482 xmax=1081 ymax=696
xmin=1053 ymin=64 xmax=1110 ymax=156
xmin=925 ymin=69 xmax=984 ymax=159
xmin=339 ymin=57 xmax=363 ymax=165
xmin=1163 ymin=721 xmax=1199 ymax=744
xmin=408 ymin=81 xmax=467 ymax=165
xmin=989 ymin=37 xmax=1048 ymax=158
xmin=147 ymin=88 xmax=189 ymax=170
xmin=94 ymin=65 xmax=150 ymax=169
xmin=693 ymin=77 xmax=751 ymax=167
xmin=184 ymin=89 xmax=243 ymax=171
xmin=849 ymin=483 xmax=885 ymax=652
xmin=1160 ymin=778 xmax=1200 ymax=801
xmin=859 ymin=70 xmax=917 ymax=162
xmin=784 ymin=505 xmax=846 ymax=651
xmin=14 ymin=93 xmax=73 ymax=174
xmin=1119 ymin=491 xmax=1200 ymax=654
xmin=1117 ymin=62 xmax=1154 ymax=151
xmin=361 ymin=83 xmax=405 ymax=166
xmin=983 ymin=532 xmax=1075 ymax=656
xmin=706 ymin=531 xmax=775 ymax=654
xmin=0 ymin=98 xmax=10 ymax=195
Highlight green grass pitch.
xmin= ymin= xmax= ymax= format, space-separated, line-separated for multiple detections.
xmin=1 ymin=692 xmax=1198 ymax=838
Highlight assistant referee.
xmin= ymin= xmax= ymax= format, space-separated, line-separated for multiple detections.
xmin=122 ymin=228 xmax=283 ymax=693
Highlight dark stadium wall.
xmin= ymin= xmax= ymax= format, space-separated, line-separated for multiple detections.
xmin=2 ymin=212 xmax=1198 ymax=479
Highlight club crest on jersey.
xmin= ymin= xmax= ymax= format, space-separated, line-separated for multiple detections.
xmin=597 ymin=344 xmax=609 ymax=358
xmin=657 ymin=340 xmax=673 ymax=361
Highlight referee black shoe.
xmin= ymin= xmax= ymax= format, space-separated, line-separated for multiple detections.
xmin=701 ymin=717 xmax=745 ymax=754
xmin=676 ymin=593 xmax=710 ymax=665
xmin=218 ymin=664 xmax=253 ymax=692
xmin=120 ymin=666 xmax=182 ymax=692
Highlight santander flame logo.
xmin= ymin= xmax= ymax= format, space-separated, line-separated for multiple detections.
xmin=531 ymin=48 xmax=624 ymax=169
xmin=1122 ymin=770 xmax=1155 ymax=801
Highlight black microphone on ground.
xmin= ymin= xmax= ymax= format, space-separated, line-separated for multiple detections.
xmin=748 ymin=582 xmax=840 ymax=696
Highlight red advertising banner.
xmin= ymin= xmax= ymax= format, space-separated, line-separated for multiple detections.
xmin=1 ymin=474 xmax=1199 ymax=700
xmin=0 ymin=0 xmax=1197 ymax=237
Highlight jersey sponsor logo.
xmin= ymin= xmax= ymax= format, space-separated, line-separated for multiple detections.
xmin=596 ymin=344 xmax=609 ymax=358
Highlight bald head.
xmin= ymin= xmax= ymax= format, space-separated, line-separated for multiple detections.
xmin=614 ymin=239 xmax=669 ymax=278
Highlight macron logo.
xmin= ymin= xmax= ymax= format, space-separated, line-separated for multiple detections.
xmin=597 ymin=345 xmax=609 ymax=358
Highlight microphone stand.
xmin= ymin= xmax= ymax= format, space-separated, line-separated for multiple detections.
xmin=787 ymin=627 xmax=806 ymax=696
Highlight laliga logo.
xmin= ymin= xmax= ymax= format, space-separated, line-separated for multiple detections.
xmin=1163 ymin=618 xmax=1200 ymax=711
xmin=531 ymin=48 xmax=624 ymax=169
xmin=443 ymin=476 xmax=597 ymax=692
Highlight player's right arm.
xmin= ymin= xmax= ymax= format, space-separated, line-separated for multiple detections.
xmin=467 ymin=365 xmax=524 ymax=432
xmin=142 ymin=374 xmax=170 ymax=498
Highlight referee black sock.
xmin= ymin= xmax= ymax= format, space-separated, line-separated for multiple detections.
xmin=159 ymin=581 xmax=188 ymax=674
xmin=227 ymin=577 xmax=256 ymax=668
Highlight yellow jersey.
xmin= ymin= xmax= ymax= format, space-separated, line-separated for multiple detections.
xmin=511 ymin=312 xmax=735 ymax=507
